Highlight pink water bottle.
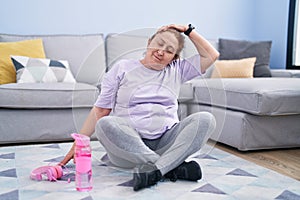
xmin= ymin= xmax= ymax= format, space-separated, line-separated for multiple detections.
xmin=71 ymin=133 xmax=93 ymax=191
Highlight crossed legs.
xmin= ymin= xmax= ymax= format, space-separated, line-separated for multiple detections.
xmin=95 ymin=112 xmax=216 ymax=175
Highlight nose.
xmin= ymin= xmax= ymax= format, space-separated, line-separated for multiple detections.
xmin=157 ymin=49 xmax=164 ymax=55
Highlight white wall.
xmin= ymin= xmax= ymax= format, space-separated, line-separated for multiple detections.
xmin=0 ymin=0 xmax=290 ymax=69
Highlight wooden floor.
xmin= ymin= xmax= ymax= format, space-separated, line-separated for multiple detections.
xmin=210 ymin=140 xmax=300 ymax=181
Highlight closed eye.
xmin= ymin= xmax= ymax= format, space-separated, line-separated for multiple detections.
xmin=157 ymin=41 xmax=164 ymax=46
xmin=166 ymin=47 xmax=175 ymax=54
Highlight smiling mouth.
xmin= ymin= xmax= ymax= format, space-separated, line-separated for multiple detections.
xmin=153 ymin=55 xmax=161 ymax=62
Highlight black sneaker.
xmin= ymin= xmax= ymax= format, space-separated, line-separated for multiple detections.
xmin=133 ymin=163 xmax=162 ymax=191
xmin=164 ymin=161 xmax=202 ymax=182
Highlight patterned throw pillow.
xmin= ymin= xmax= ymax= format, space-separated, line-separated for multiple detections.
xmin=211 ymin=57 xmax=257 ymax=78
xmin=11 ymin=56 xmax=76 ymax=83
xmin=0 ymin=39 xmax=45 ymax=84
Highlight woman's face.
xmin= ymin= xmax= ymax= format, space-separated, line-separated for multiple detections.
xmin=142 ymin=31 xmax=179 ymax=70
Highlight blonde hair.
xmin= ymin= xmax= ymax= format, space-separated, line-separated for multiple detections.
xmin=149 ymin=28 xmax=185 ymax=59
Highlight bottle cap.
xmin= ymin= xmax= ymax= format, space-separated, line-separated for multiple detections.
xmin=71 ymin=133 xmax=90 ymax=147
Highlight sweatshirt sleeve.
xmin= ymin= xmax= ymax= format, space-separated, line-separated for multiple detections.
xmin=177 ymin=54 xmax=202 ymax=83
xmin=94 ymin=62 xmax=122 ymax=109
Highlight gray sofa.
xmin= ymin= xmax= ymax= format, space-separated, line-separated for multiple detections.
xmin=1 ymin=32 xmax=300 ymax=152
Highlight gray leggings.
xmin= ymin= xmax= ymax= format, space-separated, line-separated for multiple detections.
xmin=95 ymin=112 xmax=216 ymax=175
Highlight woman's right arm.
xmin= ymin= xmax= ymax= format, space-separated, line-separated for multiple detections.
xmin=94 ymin=106 xmax=112 ymax=121
xmin=59 ymin=106 xmax=111 ymax=166
xmin=59 ymin=59 xmax=120 ymax=166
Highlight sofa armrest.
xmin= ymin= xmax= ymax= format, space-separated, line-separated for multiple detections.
xmin=271 ymin=69 xmax=300 ymax=78
xmin=271 ymin=69 xmax=292 ymax=77
xmin=289 ymin=70 xmax=300 ymax=78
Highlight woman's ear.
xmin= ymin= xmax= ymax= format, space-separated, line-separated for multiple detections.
xmin=173 ymin=54 xmax=179 ymax=60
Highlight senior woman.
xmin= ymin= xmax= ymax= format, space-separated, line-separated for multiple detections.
xmin=60 ymin=24 xmax=219 ymax=191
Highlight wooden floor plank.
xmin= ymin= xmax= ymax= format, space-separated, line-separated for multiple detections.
xmin=209 ymin=140 xmax=300 ymax=181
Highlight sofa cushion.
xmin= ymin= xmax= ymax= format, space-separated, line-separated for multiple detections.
xmin=211 ymin=57 xmax=256 ymax=78
xmin=0 ymin=39 xmax=45 ymax=84
xmin=0 ymin=83 xmax=98 ymax=108
xmin=105 ymin=33 xmax=150 ymax=71
xmin=190 ymin=78 xmax=300 ymax=116
xmin=11 ymin=56 xmax=76 ymax=83
xmin=218 ymin=38 xmax=272 ymax=77
xmin=0 ymin=34 xmax=106 ymax=85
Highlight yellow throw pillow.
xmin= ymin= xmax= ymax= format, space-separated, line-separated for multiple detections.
xmin=211 ymin=57 xmax=257 ymax=78
xmin=0 ymin=39 xmax=45 ymax=84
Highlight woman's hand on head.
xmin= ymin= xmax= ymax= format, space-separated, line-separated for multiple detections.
xmin=159 ymin=24 xmax=188 ymax=33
